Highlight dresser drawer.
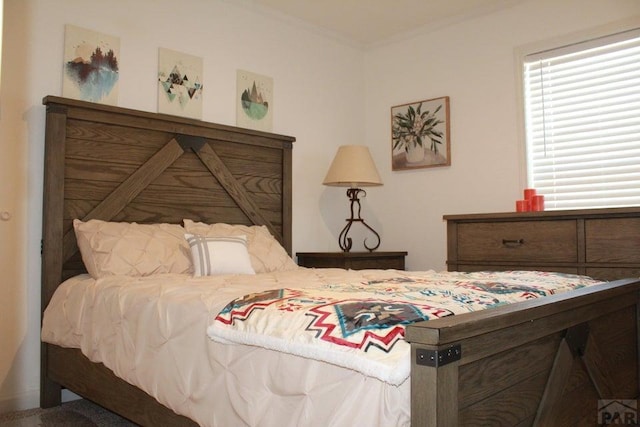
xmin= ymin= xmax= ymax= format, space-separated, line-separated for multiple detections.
xmin=458 ymin=264 xmax=579 ymax=274
xmin=586 ymin=267 xmax=640 ymax=281
xmin=297 ymin=252 xmax=407 ymax=270
xmin=586 ymin=218 xmax=640 ymax=263
xmin=457 ymin=220 xmax=578 ymax=263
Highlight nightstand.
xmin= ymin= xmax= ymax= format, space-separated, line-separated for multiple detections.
xmin=296 ymin=251 xmax=407 ymax=270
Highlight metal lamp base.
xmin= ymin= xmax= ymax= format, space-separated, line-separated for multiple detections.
xmin=338 ymin=188 xmax=381 ymax=252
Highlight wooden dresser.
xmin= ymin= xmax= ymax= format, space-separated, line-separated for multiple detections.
xmin=444 ymin=207 xmax=640 ymax=281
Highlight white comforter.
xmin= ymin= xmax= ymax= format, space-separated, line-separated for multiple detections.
xmin=41 ymin=267 xmax=598 ymax=427
xmin=42 ymin=267 xmax=413 ymax=427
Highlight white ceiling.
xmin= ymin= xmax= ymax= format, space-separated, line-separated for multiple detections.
xmin=251 ymin=0 xmax=525 ymax=45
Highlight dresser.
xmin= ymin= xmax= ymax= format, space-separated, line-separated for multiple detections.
xmin=444 ymin=207 xmax=640 ymax=281
xmin=296 ymin=251 xmax=407 ymax=270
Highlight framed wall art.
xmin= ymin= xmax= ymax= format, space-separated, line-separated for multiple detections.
xmin=391 ymin=96 xmax=450 ymax=171
xmin=157 ymin=48 xmax=203 ymax=119
xmin=63 ymin=25 xmax=120 ymax=105
xmin=236 ymin=69 xmax=273 ymax=132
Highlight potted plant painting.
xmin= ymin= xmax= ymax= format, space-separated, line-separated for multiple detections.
xmin=391 ymin=96 xmax=451 ymax=171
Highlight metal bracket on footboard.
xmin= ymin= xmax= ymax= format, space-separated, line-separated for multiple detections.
xmin=416 ymin=344 xmax=462 ymax=367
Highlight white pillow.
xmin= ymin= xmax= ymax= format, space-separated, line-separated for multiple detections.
xmin=185 ymin=234 xmax=255 ymax=276
xmin=73 ymin=219 xmax=193 ymax=278
xmin=183 ymin=220 xmax=299 ymax=273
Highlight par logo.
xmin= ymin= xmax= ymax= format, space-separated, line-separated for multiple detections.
xmin=598 ymin=400 xmax=638 ymax=425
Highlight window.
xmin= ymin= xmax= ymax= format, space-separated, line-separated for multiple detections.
xmin=523 ymin=29 xmax=640 ymax=210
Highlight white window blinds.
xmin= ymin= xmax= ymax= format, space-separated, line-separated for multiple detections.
xmin=523 ymin=29 xmax=640 ymax=210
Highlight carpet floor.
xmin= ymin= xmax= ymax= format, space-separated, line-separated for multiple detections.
xmin=0 ymin=399 xmax=138 ymax=426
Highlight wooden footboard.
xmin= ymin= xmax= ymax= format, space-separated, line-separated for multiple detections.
xmin=406 ymin=278 xmax=640 ymax=426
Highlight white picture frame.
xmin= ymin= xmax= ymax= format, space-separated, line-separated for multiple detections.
xmin=63 ymin=25 xmax=120 ymax=105
xmin=157 ymin=48 xmax=203 ymax=119
xmin=236 ymin=69 xmax=273 ymax=132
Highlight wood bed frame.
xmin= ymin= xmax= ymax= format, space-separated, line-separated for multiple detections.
xmin=40 ymin=96 xmax=640 ymax=426
xmin=40 ymin=95 xmax=293 ymax=426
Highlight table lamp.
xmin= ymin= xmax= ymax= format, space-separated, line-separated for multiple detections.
xmin=323 ymin=145 xmax=383 ymax=252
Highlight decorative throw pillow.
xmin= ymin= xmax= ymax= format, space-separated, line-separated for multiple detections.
xmin=182 ymin=219 xmax=299 ymax=273
xmin=184 ymin=234 xmax=255 ymax=276
xmin=73 ymin=219 xmax=193 ymax=278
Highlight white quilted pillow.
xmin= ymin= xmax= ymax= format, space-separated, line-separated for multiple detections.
xmin=185 ymin=234 xmax=255 ymax=276
xmin=73 ymin=219 xmax=193 ymax=278
xmin=182 ymin=219 xmax=299 ymax=273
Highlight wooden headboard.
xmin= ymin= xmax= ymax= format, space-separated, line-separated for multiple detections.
xmin=41 ymin=96 xmax=294 ymax=310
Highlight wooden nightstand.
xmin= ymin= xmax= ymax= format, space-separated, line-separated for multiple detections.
xmin=296 ymin=251 xmax=407 ymax=270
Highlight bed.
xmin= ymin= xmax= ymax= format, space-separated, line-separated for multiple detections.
xmin=40 ymin=96 xmax=640 ymax=426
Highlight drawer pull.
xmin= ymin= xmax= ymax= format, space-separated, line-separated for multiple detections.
xmin=502 ymin=238 xmax=524 ymax=247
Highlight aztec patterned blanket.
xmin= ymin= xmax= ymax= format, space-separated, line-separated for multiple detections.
xmin=207 ymin=271 xmax=600 ymax=385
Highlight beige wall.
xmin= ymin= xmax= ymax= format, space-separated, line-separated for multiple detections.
xmin=363 ymin=0 xmax=640 ymax=271
xmin=0 ymin=0 xmax=638 ymax=411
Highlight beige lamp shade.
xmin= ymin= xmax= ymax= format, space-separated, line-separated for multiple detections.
xmin=323 ymin=145 xmax=383 ymax=187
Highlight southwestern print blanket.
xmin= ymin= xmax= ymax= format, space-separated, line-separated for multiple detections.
xmin=207 ymin=271 xmax=600 ymax=385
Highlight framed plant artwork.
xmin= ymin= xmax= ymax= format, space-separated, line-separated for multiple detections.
xmin=391 ymin=96 xmax=450 ymax=171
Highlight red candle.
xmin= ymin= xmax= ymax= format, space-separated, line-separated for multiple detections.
xmin=524 ymin=188 xmax=536 ymax=200
xmin=516 ymin=199 xmax=529 ymax=212
xmin=531 ymin=195 xmax=545 ymax=211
